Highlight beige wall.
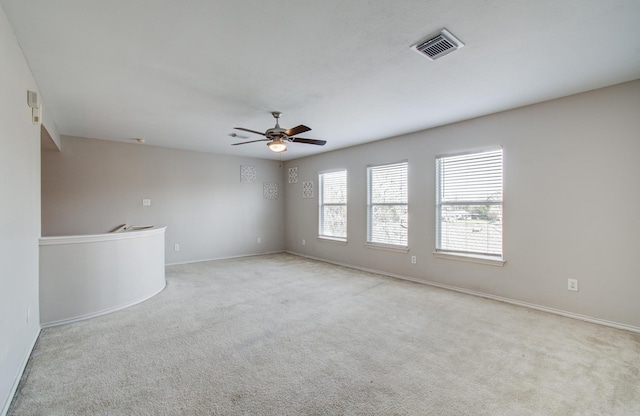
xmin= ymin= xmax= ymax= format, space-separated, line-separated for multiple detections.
xmin=0 ymin=6 xmax=43 ymax=414
xmin=42 ymin=137 xmax=285 ymax=264
xmin=284 ymin=80 xmax=640 ymax=330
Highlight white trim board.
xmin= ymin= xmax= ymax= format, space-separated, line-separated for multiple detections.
xmin=39 ymin=226 xmax=166 ymax=246
xmin=40 ymin=283 xmax=167 ymax=329
xmin=286 ymin=251 xmax=640 ymax=334
xmin=2 ymin=328 xmax=40 ymax=416
xmin=166 ymin=250 xmax=285 ymax=267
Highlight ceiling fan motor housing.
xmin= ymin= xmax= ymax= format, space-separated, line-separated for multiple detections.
xmin=265 ymin=128 xmax=289 ymax=141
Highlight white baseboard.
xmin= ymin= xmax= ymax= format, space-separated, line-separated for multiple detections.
xmin=2 ymin=327 xmax=40 ymax=416
xmin=286 ymin=251 xmax=640 ymax=334
xmin=41 ymin=282 xmax=167 ymax=329
xmin=166 ymin=250 xmax=285 ymax=266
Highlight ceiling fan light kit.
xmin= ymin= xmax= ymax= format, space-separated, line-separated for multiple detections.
xmin=267 ymin=140 xmax=287 ymax=152
xmin=232 ymin=111 xmax=326 ymax=153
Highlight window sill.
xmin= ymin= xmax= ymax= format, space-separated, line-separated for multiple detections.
xmin=433 ymin=251 xmax=505 ymax=267
xmin=364 ymin=243 xmax=409 ymax=253
xmin=318 ymin=236 xmax=347 ymax=244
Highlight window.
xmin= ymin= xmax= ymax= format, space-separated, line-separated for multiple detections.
xmin=367 ymin=161 xmax=408 ymax=247
xmin=436 ymin=149 xmax=503 ymax=259
xmin=319 ymin=170 xmax=347 ymax=241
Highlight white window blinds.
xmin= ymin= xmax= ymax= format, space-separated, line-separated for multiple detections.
xmin=436 ymin=149 xmax=503 ymax=257
xmin=367 ymin=161 xmax=408 ymax=247
xmin=319 ymin=170 xmax=347 ymax=240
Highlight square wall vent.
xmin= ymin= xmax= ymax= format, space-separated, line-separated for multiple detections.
xmin=411 ymin=28 xmax=464 ymax=61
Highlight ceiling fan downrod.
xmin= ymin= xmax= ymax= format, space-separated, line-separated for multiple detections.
xmin=272 ymin=111 xmax=282 ymax=129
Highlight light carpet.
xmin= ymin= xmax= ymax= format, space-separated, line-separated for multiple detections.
xmin=9 ymin=253 xmax=640 ymax=415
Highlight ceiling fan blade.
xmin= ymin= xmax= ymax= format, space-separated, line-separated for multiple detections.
xmin=291 ymin=138 xmax=327 ymax=146
xmin=284 ymin=125 xmax=311 ymax=137
xmin=234 ymin=127 xmax=266 ymax=136
xmin=232 ymin=139 xmax=269 ymax=146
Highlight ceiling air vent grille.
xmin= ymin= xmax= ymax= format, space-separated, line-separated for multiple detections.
xmin=411 ymin=29 xmax=464 ymax=61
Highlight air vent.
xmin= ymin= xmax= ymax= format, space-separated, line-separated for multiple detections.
xmin=411 ymin=29 xmax=464 ymax=61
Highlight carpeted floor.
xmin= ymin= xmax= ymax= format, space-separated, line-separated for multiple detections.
xmin=9 ymin=253 xmax=640 ymax=415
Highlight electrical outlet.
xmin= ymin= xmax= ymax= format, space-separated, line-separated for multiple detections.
xmin=142 ymin=198 xmax=151 ymax=206
xmin=411 ymin=255 xmax=417 ymax=264
xmin=257 ymin=237 xmax=261 ymax=244
xmin=302 ymin=239 xmax=306 ymax=245
xmin=174 ymin=244 xmax=180 ymax=251
xmin=568 ymin=278 xmax=578 ymax=292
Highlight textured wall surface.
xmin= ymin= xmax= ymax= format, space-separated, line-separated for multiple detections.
xmin=0 ymin=6 xmax=42 ymax=415
xmin=42 ymin=136 xmax=285 ymax=264
xmin=285 ymin=80 xmax=640 ymax=329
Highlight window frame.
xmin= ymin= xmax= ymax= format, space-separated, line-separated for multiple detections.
xmin=434 ymin=148 xmax=505 ymax=266
xmin=366 ymin=160 xmax=409 ymax=250
xmin=318 ymin=169 xmax=348 ymax=242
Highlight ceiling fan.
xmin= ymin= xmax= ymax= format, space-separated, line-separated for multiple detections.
xmin=232 ymin=112 xmax=326 ymax=153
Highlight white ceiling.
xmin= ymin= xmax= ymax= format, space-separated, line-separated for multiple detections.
xmin=2 ymin=0 xmax=640 ymax=160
